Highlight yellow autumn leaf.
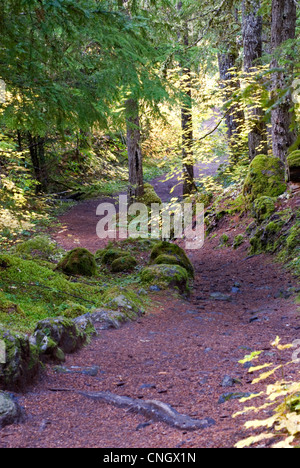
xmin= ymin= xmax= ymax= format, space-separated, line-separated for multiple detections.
xmin=234 ymin=433 xmax=275 ymax=449
xmin=277 ymin=344 xmax=293 ymax=351
xmin=272 ymin=336 xmax=281 ymax=347
xmin=245 ymin=414 xmax=278 ymax=429
xmin=271 ymin=436 xmax=295 ymax=449
xmin=248 ymin=363 xmax=273 ymax=373
xmin=252 ymin=365 xmax=282 ymax=384
xmin=276 ymin=413 xmax=300 ymax=436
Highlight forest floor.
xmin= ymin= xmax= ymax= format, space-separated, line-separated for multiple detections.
xmin=0 ymin=160 xmax=299 ymax=449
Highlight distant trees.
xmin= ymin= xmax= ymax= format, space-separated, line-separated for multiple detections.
xmin=242 ymin=0 xmax=268 ymax=160
xmin=270 ymin=0 xmax=297 ymax=162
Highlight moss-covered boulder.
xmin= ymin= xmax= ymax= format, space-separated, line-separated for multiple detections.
xmin=141 ymin=264 xmax=190 ymax=294
xmin=111 ymin=255 xmax=138 ymax=273
xmin=243 ymin=154 xmax=286 ymax=201
xmin=96 ymin=248 xmax=130 ymax=265
xmin=0 ymin=391 xmax=26 ymax=428
xmin=287 ymin=151 xmax=300 ymax=182
xmin=32 ymin=316 xmax=95 ymax=362
xmin=102 ymin=287 xmax=144 ymax=319
xmin=150 ymin=241 xmax=194 ymax=278
xmin=56 ymin=248 xmax=97 ymax=277
xmin=252 ymin=196 xmax=277 ymax=223
xmin=0 ymin=327 xmax=41 ymax=390
xmin=138 ymin=183 xmax=162 ymax=206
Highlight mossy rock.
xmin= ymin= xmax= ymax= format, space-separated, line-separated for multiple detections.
xmin=102 ymin=286 xmax=144 ymax=318
xmin=252 ymin=196 xmax=277 ymax=223
xmin=96 ymin=248 xmax=131 ymax=265
xmin=56 ymin=248 xmax=97 ymax=277
xmin=0 ymin=326 xmax=41 ymax=390
xmin=243 ymin=154 xmax=286 ymax=201
xmin=287 ymin=151 xmax=300 ymax=182
xmin=152 ymin=253 xmax=192 ymax=274
xmin=137 ymin=183 xmax=162 ymax=206
xmin=111 ymin=255 xmax=138 ymax=273
xmin=32 ymin=316 xmax=93 ymax=362
xmin=141 ymin=264 xmax=190 ymax=294
xmin=150 ymin=241 xmax=194 ymax=278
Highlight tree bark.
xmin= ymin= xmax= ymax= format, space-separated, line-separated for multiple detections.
xmin=242 ymin=0 xmax=268 ymax=160
xmin=27 ymin=133 xmax=48 ymax=193
xmin=218 ymin=48 xmax=245 ymax=161
xmin=271 ymin=0 xmax=297 ymax=162
xmin=125 ymin=98 xmax=144 ymax=202
xmin=177 ymin=1 xmax=195 ymax=197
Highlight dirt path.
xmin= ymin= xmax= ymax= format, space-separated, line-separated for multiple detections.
xmin=1 ymin=164 xmax=299 ymax=449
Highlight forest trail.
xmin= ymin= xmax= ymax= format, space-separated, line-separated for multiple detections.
xmin=1 ymin=162 xmax=299 ymax=448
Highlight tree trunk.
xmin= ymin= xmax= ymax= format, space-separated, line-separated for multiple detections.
xmin=181 ymin=66 xmax=196 ymax=197
xmin=28 ymin=133 xmax=48 ymax=193
xmin=177 ymin=1 xmax=195 ymax=197
xmin=218 ymin=48 xmax=245 ymax=161
xmin=271 ymin=0 xmax=297 ymax=162
xmin=125 ymin=98 xmax=144 ymax=203
xmin=242 ymin=0 xmax=268 ymax=160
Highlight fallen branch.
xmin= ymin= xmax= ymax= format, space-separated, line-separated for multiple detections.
xmin=48 ymin=388 xmax=215 ymax=431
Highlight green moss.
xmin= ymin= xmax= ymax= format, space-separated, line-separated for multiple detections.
xmin=14 ymin=235 xmax=64 ymax=263
xmin=137 ymin=183 xmax=162 ymax=206
xmin=141 ymin=264 xmax=190 ymax=294
xmin=252 ymin=196 xmax=277 ymax=223
xmin=55 ymin=301 xmax=90 ymax=319
xmin=0 ymin=253 xmax=102 ymax=332
xmin=286 ymin=223 xmax=300 ymax=253
xmin=219 ymin=234 xmax=229 ymax=246
xmin=233 ymin=235 xmax=244 ymax=249
xmin=150 ymin=241 xmax=194 ymax=278
xmin=56 ymin=248 xmax=97 ymax=277
xmin=102 ymin=286 xmax=144 ymax=318
xmin=111 ymin=255 xmax=138 ymax=273
xmin=243 ymin=154 xmax=286 ymax=201
xmin=96 ymin=248 xmax=130 ymax=265
xmin=152 ymin=254 xmax=191 ymax=272
xmin=287 ymin=151 xmax=300 ymax=169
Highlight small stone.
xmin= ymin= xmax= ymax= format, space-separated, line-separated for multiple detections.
xmin=149 ymin=285 xmax=161 ymax=292
xmin=210 ymin=292 xmax=232 ymax=302
xmin=218 ymin=392 xmax=253 ymax=404
xmin=221 ymin=375 xmax=241 ymax=388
